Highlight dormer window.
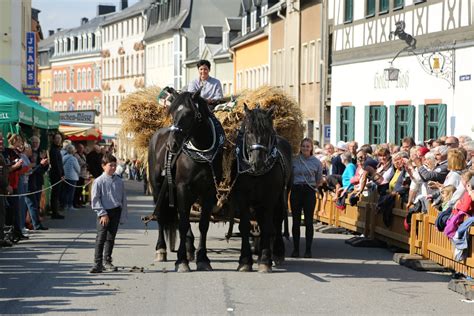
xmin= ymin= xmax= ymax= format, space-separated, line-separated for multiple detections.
xmin=223 ymin=31 xmax=229 ymax=51
xmin=242 ymin=15 xmax=248 ymax=36
xmin=261 ymin=5 xmax=268 ymax=27
xmin=199 ymin=37 xmax=205 ymax=56
xmin=250 ymin=9 xmax=257 ymax=32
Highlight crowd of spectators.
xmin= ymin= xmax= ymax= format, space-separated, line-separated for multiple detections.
xmin=0 ymin=132 xmax=140 ymax=248
xmin=310 ymin=135 xmax=474 ymax=261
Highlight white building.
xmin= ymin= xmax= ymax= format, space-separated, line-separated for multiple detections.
xmin=329 ymin=0 xmax=474 ymax=145
xmin=144 ymin=0 xmax=241 ymax=90
xmin=100 ymin=0 xmax=151 ymax=158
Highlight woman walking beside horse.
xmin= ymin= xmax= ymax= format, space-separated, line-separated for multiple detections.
xmin=290 ymin=138 xmax=323 ymax=258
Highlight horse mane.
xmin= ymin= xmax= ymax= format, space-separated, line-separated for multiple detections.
xmin=167 ymin=91 xmax=211 ymax=119
xmin=245 ymin=108 xmax=273 ymax=136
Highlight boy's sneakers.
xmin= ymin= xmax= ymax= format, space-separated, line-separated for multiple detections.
xmin=89 ymin=265 xmax=104 ymax=274
xmin=104 ymin=262 xmax=118 ymax=272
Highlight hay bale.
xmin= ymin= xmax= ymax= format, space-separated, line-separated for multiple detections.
xmin=215 ymin=85 xmax=304 ymax=184
xmin=118 ymin=86 xmax=171 ymax=159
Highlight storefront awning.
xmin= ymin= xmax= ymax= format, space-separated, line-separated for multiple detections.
xmin=59 ymin=125 xmax=102 ymax=141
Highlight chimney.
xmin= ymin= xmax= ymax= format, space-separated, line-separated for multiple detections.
xmin=48 ymin=30 xmax=54 ymax=36
xmin=81 ymin=17 xmax=89 ymax=25
xmin=120 ymin=0 xmax=128 ymax=11
xmin=97 ymin=4 xmax=116 ymax=16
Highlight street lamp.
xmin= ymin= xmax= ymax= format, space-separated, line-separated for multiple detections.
xmin=384 ymin=63 xmax=400 ymax=81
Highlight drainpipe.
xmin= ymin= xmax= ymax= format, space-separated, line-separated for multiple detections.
xmin=318 ymin=0 xmax=326 ymax=145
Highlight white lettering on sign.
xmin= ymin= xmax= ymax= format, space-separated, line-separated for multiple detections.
xmin=0 ymin=113 xmax=9 ymax=119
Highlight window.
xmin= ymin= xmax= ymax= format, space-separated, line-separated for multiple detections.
xmin=289 ymin=46 xmax=295 ymax=87
xmin=344 ymin=0 xmax=353 ymax=23
xmin=63 ymin=72 xmax=67 ymax=91
xmin=390 ymin=105 xmax=415 ymax=145
xmin=87 ymin=69 xmax=92 ymax=90
xmin=301 ymin=43 xmax=308 ymax=84
xmin=250 ymin=9 xmax=257 ymax=32
xmin=418 ymin=104 xmax=447 ymax=141
xmin=120 ymin=56 xmax=124 ymax=77
xmin=336 ymin=106 xmax=355 ymax=142
xmin=261 ymin=5 xmax=268 ymax=27
xmin=414 ymin=0 xmax=426 ymax=3
xmin=77 ymin=71 xmax=81 ymax=90
xmin=309 ymin=41 xmax=316 ymax=83
xmin=242 ymin=15 xmax=248 ymax=36
xmin=82 ymin=69 xmax=86 ymax=90
xmin=366 ymin=0 xmax=375 ymax=17
xmin=70 ymin=69 xmax=74 ymax=90
xmin=365 ymin=106 xmax=387 ymax=144
xmin=394 ymin=0 xmax=404 ymax=9
xmin=379 ymin=0 xmax=389 ymax=13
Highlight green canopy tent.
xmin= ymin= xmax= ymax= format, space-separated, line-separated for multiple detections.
xmin=0 ymin=78 xmax=59 ymax=149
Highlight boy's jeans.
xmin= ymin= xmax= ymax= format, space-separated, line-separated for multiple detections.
xmin=94 ymin=207 xmax=121 ymax=266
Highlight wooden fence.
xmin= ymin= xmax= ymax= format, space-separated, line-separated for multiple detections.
xmin=312 ymin=192 xmax=474 ymax=277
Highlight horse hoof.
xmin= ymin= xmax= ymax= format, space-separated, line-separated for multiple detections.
xmin=273 ymin=256 xmax=285 ymax=266
xmin=237 ymin=263 xmax=252 ymax=272
xmin=196 ymin=261 xmax=213 ymax=271
xmin=175 ymin=263 xmax=191 ymax=273
xmin=187 ymin=252 xmax=195 ymax=262
xmin=258 ymin=264 xmax=272 ymax=273
xmin=154 ymin=249 xmax=167 ymax=262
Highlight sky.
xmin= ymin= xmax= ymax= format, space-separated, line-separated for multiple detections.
xmin=32 ymin=0 xmax=140 ymax=38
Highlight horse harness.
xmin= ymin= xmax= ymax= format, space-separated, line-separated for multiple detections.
xmin=165 ymin=113 xmax=226 ymax=208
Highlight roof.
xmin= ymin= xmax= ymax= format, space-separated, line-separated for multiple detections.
xmin=101 ymin=0 xmax=153 ymax=26
xmin=202 ymin=26 xmax=222 ymax=38
xmin=230 ymin=27 xmax=265 ymax=47
xmin=226 ymin=17 xmax=241 ymax=31
xmin=262 ymin=0 xmax=286 ymax=17
xmin=143 ymin=0 xmax=192 ymax=42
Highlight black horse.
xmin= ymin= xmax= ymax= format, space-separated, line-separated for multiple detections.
xmin=230 ymin=104 xmax=292 ymax=273
xmin=148 ymin=87 xmax=225 ymax=272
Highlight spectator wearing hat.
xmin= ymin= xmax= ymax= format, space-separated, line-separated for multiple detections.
xmin=331 ymin=141 xmax=347 ymax=176
xmin=414 ymin=145 xmax=449 ymax=184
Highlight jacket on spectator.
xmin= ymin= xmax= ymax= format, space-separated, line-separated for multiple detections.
xmin=418 ymin=160 xmax=448 ymax=183
xmin=331 ymin=154 xmax=346 ymax=175
xmin=49 ymin=144 xmax=64 ymax=181
xmin=29 ymin=149 xmax=48 ymax=192
xmin=86 ymin=151 xmax=103 ymax=178
xmin=63 ymin=154 xmax=80 ymax=181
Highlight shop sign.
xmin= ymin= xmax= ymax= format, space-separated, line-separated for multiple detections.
xmin=23 ymin=87 xmax=40 ymax=97
xmin=60 ymin=111 xmax=96 ymax=124
xmin=26 ymin=32 xmax=36 ymax=86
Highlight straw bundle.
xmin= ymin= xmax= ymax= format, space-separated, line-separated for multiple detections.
xmin=118 ymin=86 xmax=171 ymax=159
xmin=215 ymin=85 xmax=304 ymax=184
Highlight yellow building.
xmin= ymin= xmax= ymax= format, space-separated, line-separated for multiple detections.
xmin=231 ymin=1 xmax=274 ymax=93
xmin=0 ymin=0 xmax=32 ymax=90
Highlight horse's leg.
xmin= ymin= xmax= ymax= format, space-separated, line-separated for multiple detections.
xmin=237 ymin=197 xmax=253 ymax=272
xmin=258 ymin=205 xmax=274 ymax=273
xmin=272 ymin=192 xmax=285 ymax=266
xmin=175 ymin=185 xmax=192 ymax=273
xmin=186 ymin=227 xmax=196 ymax=262
xmin=196 ymin=197 xmax=213 ymax=271
xmin=155 ymin=222 xmax=167 ymax=262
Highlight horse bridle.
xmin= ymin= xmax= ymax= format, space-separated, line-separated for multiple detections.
xmin=168 ymin=101 xmax=203 ymax=153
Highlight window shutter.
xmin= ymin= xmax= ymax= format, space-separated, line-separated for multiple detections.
xmin=389 ymin=105 xmax=396 ymax=143
xmin=380 ymin=106 xmax=387 ymax=143
xmin=407 ymin=105 xmax=415 ymax=138
xmin=348 ymin=106 xmax=355 ymax=140
xmin=364 ymin=106 xmax=370 ymax=144
xmin=418 ymin=105 xmax=425 ymax=142
xmin=336 ymin=106 xmax=341 ymax=142
xmin=438 ymin=103 xmax=447 ymax=137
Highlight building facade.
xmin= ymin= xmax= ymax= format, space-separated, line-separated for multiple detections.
xmin=38 ymin=31 xmax=55 ymax=109
xmin=0 ymin=0 xmax=32 ymax=90
xmin=50 ymin=17 xmax=105 ymax=115
xmin=232 ymin=0 xmax=276 ymax=93
xmin=100 ymin=0 xmax=150 ymax=158
xmin=329 ymin=0 xmax=474 ymax=145
xmin=144 ymin=0 xmax=241 ymax=90
xmin=267 ymin=0 xmax=327 ymax=141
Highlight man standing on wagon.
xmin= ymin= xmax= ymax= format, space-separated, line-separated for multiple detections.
xmin=187 ymin=59 xmax=223 ymax=110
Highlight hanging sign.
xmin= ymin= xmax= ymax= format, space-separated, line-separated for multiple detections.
xmin=26 ymin=32 xmax=36 ymax=87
